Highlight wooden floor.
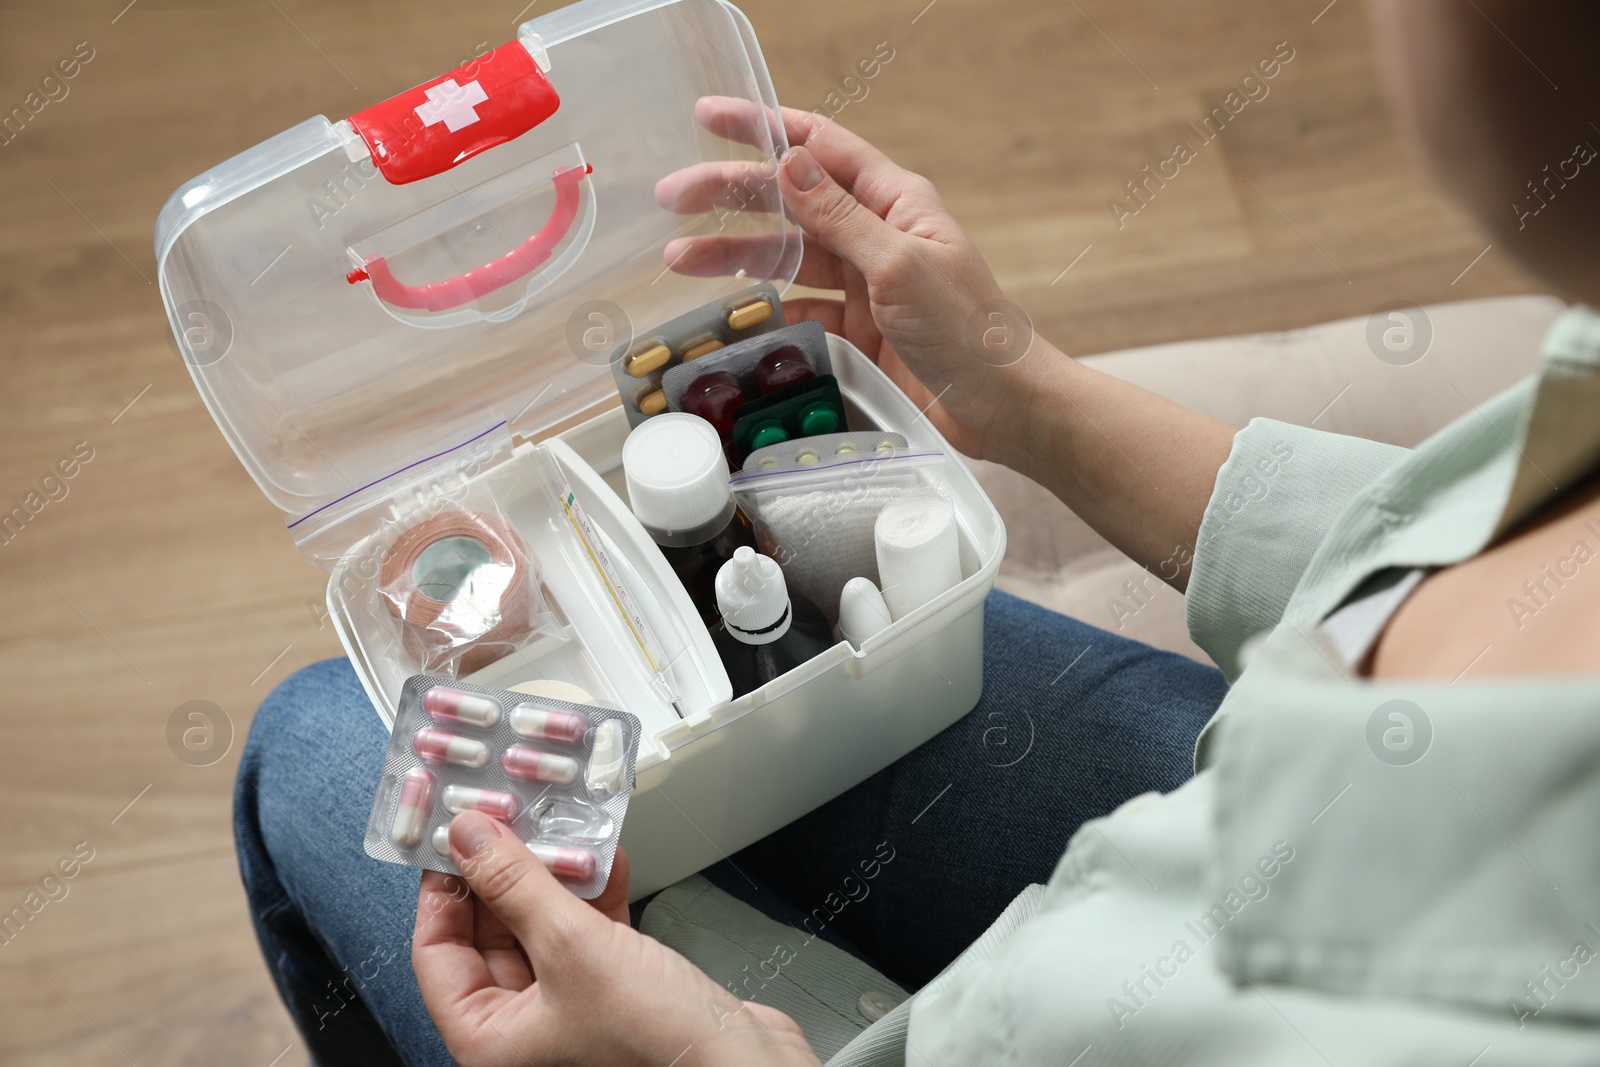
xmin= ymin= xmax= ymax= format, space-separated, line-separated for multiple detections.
xmin=0 ymin=0 xmax=1537 ymax=1062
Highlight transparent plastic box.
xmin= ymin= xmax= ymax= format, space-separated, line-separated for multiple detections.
xmin=157 ymin=0 xmax=1005 ymax=897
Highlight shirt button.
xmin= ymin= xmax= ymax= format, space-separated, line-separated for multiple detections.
xmin=858 ymin=991 xmax=899 ymax=1022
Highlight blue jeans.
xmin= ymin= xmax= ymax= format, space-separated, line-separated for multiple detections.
xmin=235 ymin=589 xmax=1227 ymax=1065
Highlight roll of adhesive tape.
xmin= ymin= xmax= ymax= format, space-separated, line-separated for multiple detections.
xmin=874 ymin=491 xmax=961 ymax=621
xmin=380 ymin=509 xmax=534 ymax=675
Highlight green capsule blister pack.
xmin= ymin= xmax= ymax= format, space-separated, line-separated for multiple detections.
xmin=731 ymin=376 xmax=847 ymax=461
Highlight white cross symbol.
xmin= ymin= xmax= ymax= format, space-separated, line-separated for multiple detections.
xmin=415 ymin=78 xmax=489 ymax=133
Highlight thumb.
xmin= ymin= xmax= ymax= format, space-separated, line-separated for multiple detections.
xmin=778 ymin=145 xmax=899 ymax=272
xmin=449 ymin=811 xmax=605 ymax=962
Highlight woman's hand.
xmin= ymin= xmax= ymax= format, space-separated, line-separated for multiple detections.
xmin=654 ymin=97 xmax=1034 ymax=464
xmin=414 ymin=811 xmax=820 ymax=1067
xmin=656 ymin=98 xmax=1239 ymax=593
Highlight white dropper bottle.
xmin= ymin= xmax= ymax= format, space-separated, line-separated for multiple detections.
xmin=712 ymin=547 xmax=834 ymax=696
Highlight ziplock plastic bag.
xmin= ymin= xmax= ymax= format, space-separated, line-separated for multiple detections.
xmin=730 ymin=451 xmax=945 ymax=621
xmin=368 ymin=480 xmax=557 ymax=677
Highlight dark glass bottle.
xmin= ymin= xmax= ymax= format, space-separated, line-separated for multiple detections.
xmin=623 ymin=412 xmax=755 ymax=628
xmin=661 ymin=508 xmax=754 ymax=628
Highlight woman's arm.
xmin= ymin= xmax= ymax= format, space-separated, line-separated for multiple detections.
xmin=1003 ymin=352 xmax=1237 ymax=592
xmin=659 ymin=100 xmax=1236 ymax=592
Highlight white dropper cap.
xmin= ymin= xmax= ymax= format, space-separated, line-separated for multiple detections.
xmin=716 ymin=546 xmax=792 ymax=645
xmin=623 ymin=413 xmax=736 ymax=547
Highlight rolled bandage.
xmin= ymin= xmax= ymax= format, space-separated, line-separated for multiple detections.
xmin=379 ymin=509 xmax=536 ymax=675
xmin=874 ymin=491 xmax=961 ymax=621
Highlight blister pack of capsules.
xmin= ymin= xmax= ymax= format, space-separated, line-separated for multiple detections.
xmin=364 ymin=675 xmax=640 ymax=899
xmin=609 ymin=282 xmax=785 ymax=426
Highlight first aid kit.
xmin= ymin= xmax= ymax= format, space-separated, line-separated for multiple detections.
xmin=157 ymin=0 xmax=1006 ymax=898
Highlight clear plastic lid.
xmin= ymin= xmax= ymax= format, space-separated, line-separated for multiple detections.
xmin=155 ymin=0 xmax=798 ymax=540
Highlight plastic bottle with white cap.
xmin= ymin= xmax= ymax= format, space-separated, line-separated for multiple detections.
xmin=713 ymin=546 xmax=834 ymax=698
xmin=623 ymin=412 xmax=755 ymax=627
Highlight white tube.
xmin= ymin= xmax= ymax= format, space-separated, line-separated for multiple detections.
xmin=838 ymin=576 xmax=893 ymax=648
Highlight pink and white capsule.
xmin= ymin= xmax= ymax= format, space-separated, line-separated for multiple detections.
xmin=501 ymin=745 xmax=581 ymax=784
xmin=431 ymin=826 xmax=593 ymax=883
xmin=412 ymin=728 xmax=490 ymax=769
xmin=440 ymin=784 xmax=520 ymax=822
xmin=421 ymin=686 xmax=501 ymax=728
xmin=529 ymin=842 xmax=598 ymax=883
xmin=390 ymin=767 xmax=435 ymax=847
xmin=509 ymin=703 xmax=589 ymax=743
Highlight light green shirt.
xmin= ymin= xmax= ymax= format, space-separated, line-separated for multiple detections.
xmin=649 ymin=305 xmax=1600 ymax=1065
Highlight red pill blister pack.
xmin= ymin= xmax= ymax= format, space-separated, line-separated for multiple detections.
xmin=658 ymin=319 xmax=830 ymax=416
xmin=363 ymin=675 xmax=640 ymax=899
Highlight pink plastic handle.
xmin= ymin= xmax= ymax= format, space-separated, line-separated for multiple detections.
xmin=347 ymin=163 xmax=590 ymax=313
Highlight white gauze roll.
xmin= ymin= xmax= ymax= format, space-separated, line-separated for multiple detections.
xmin=874 ymin=490 xmax=961 ymax=620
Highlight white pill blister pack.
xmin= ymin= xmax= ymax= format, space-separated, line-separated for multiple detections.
xmin=364 ymin=675 xmax=640 ymax=899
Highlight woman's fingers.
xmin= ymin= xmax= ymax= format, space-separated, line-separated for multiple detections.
xmin=589 ymin=846 xmax=631 ymax=925
xmin=413 ymin=870 xmax=519 ymax=1033
xmin=779 ymin=294 xmax=885 ymax=363
xmin=693 ymin=95 xmax=801 ymax=154
xmin=742 ymin=1001 xmax=812 ymax=1043
xmin=447 ymin=812 xmax=608 ymax=970
xmin=777 ymin=146 xmax=903 ymax=278
xmin=694 ymin=97 xmax=912 ymax=217
xmin=780 ymin=296 xmax=846 ymax=334
xmin=472 ymin=894 xmax=534 ymax=992
xmin=662 ymin=234 xmax=844 ymax=289
xmin=840 ymin=255 xmax=885 ymax=362
xmin=773 ymin=293 xmax=895 ymax=361
xmin=659 ymin=234 xmax=763 ymax=278
xmin=655 ymin=160 xmax=782 ymax=215
xmin=670 ymin=98 xmax=946 ymax=290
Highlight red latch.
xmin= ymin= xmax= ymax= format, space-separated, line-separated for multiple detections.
xmin=348 ymin=40 xmax=560 ymax=185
